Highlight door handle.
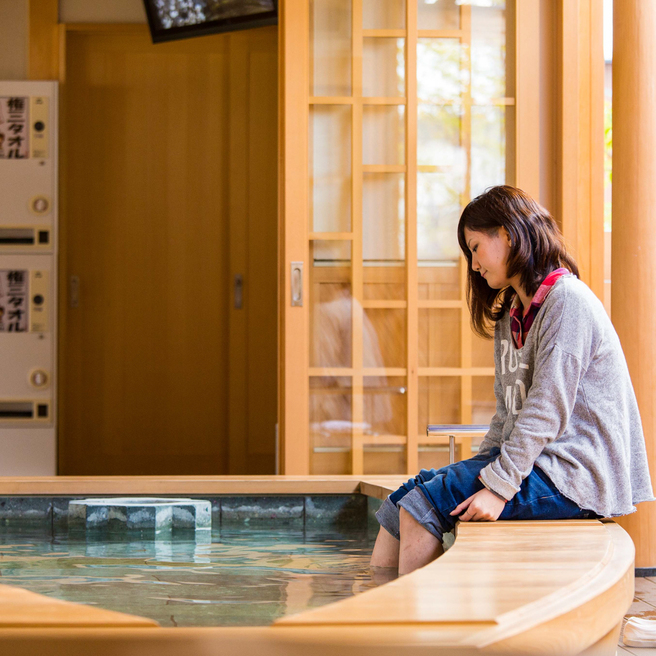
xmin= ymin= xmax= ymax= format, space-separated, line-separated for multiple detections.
xmin=70 ymin=275 xmax=80 ymax=308
xmin=291 ymin=262 xmax=303 ymax=307
xmin=234 ymin=274 xmax=243 ymax=309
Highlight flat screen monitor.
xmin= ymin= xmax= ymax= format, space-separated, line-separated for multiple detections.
xmin=143 ymin=0 xmax=278 ymax=43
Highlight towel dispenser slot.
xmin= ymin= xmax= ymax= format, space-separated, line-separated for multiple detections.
xmin=0 ymin=402 xmax=34 ymax=418
xmin=0 ymin=401 xmax=50 ymax=420
xmin=0 ymin=229 xmax=35 ymax=245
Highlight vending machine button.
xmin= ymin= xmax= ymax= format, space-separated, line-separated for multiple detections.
xmin=31 ymin=196 xmax=50 ymax=214
xmin=30 ymin=370 xmax=49 ymax=388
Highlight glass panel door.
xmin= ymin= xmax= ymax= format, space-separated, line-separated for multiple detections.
xmin=306 ymin=0 xmax=515 ymax=474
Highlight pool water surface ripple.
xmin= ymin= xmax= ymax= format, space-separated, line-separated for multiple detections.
xmin=0 ymin=526 xmax=383 ymax=627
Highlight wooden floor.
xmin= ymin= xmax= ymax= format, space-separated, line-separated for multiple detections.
xmin=620 ymin=576 xmax=656 ymax=654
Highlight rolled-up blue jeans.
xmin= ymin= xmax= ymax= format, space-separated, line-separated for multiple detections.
xmin=376 ymin=448 xmax=600 ymax=542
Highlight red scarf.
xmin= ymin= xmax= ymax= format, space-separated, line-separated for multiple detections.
xmin=509 ymin=268 xmax=570 ymax=349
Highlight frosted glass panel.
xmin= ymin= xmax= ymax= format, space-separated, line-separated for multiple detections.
xmin=472 ymin=330 xmax=494 ymax=368
xmin=363 ymin=106 xmax=405 ymax=165
xmin=311 ymin=105 xmax=351 ymax=232
xmin=417 ymin=104 xmax=461 ymax=168
xmin=363 ymin=376 xmax=407 ymax=436
xmin=472 ymin=377 xmax=496 ymax=425
xmin=363 ymin=38 xmax=405 ymax=97
xmin=419 ymin=309 xmax=461 ymax=368
xmin=311 ymin=0 xmax=352 ymax=96
xmin=363 ymin=0 xmax=405 ymax=29
xmin=364 ymin=264 xmax=406 ymax=301
xmin=312 ymin=239 xmax=351 ymax=266
xmin=364 ymin=448 xmax=406 ymax=474
xmin=417 ymin=0 xmax=459 ymax=30
xmin=417 ymin=39 xmax=464 ymax=104
xmin=418 ymin=262 xmax=460 ymax=301
xmin=471 ymin=105 xmax=513 ymax=198
xmin=472 ymin=1 xmax=511 ymax=101
xmin=310 ymin=240 xmax=352 ymax=368
xmin=310 ymin=376 xmax=352 ymax=474
xmin=417 ymin=172 xmax=463 ymax=262
xmin=363 ymin=309 xmax=406 ymax=368
xmin=363 ymin=173 xmax=405 ymax=262
xmin=419 ymin=377 xmax=461 ymax=426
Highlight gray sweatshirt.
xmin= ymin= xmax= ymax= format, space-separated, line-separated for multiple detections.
xmin=478 ymin=274 xmax=654 ymax=517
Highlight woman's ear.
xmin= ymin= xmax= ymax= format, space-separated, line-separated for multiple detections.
xmin=500 ymin=227 xmax=512 ymax=246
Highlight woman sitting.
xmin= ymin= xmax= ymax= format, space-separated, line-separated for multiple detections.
xmin=371 ymin=185 xmax=654 ymax=575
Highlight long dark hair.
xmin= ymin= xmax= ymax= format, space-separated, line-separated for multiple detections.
xmin=457 ymin=185 xmax=579 ymax=338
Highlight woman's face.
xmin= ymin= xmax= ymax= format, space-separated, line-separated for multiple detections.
xmin=463 ymin=226 xmax=512 ymax=289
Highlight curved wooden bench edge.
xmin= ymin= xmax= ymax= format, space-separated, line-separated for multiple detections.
xmin=359 ymin=477 xmax=635 ymax=654
xmin=0 ymin=583 xmax=158 ymax=628
xmin=471 ymin=521 xmax=634 ymax=654
xmin=277 ymin=483 xmax=634 ymax=656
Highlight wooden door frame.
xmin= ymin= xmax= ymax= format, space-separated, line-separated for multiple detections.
xmin=278 ymin=0 xmax=310 ymax=474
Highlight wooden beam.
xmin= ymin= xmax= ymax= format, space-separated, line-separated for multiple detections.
xmin=28 ymin=0 xmax=59 ymax=80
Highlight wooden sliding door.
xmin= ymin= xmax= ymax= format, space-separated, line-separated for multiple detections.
xmin=280 ymin=0 xmax=538 ymax=475
xmin=60 ymin=25 xmax=278 ymax=475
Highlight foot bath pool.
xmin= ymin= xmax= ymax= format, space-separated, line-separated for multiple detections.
xmin=0 ymin=494 xmax=384 ymax=627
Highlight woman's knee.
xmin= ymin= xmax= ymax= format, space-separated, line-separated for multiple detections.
xmin=399 ymin=506 xmax=431 ymax=537
xmin=398 ymin=507 xmax=444 ymax=574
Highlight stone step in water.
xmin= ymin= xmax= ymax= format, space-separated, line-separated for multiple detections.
xmin=68 ymin=497 xmax=211 ymax=534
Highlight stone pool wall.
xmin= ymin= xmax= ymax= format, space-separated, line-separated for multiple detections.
xmin=0 ymin=495 xmax=383 ymax=533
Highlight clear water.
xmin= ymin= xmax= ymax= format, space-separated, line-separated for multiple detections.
xmin=0 ymin=525 xmax=383 ymax=627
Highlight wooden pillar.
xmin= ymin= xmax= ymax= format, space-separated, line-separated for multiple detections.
xmin=557 ymin=0 xmax=604 ymax=298
xmin=612 ymin=0 xmax=656 ymax=568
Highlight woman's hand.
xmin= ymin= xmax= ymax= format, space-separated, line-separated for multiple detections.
xmin=450 ymin=488 xmax=506 ymax=522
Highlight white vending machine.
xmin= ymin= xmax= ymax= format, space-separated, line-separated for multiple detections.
xmin=0 ymin=81 xmax=57 ymax=475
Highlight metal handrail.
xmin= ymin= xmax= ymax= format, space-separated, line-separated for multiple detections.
xmin=426 ymin=424 xmax=490 ymax=464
